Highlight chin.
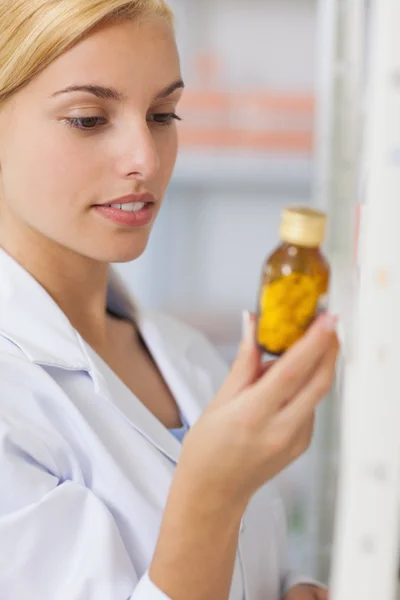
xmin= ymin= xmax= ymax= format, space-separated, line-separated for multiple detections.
xmin=94 ymin=232 xmax=151 ymax=264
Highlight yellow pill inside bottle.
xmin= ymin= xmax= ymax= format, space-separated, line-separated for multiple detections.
xmin=256 ymin=207 xmax=330 ymax=356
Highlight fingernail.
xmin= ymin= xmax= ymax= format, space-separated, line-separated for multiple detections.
xmin=320 ymin=313 xmax=339 ymax=331
xmin=242 ymin=310 xmax=257 ymax=349
xmin=242 ymin=310 xmax=251 ymax=340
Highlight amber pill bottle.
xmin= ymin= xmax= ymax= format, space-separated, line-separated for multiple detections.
xmin=256 ymin=207 xmax=330 ymax=355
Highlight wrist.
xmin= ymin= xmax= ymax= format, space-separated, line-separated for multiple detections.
xmin=172 ymin=460 xmax=249 ymax=520
xmin=150 ymin=466 xmax=244 ymax=600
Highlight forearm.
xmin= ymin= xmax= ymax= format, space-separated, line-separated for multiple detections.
xmin=150 ymin=468 xmax=245 ymax=600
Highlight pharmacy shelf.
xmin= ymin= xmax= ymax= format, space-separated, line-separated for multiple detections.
xmin=170 ymin=151 xmax=313 ymax=193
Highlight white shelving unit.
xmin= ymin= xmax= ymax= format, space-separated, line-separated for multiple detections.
xmin=304 ymin=0 xmax=364 ymax=581
xmin=330 ymin=1 xmax=400 ymax=598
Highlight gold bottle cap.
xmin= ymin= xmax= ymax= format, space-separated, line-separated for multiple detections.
xmin=279 ymin=206 xmax=327 ymax=248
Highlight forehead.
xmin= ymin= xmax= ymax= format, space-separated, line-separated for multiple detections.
xmin=22 ymin=17 xmax=181 ymax=100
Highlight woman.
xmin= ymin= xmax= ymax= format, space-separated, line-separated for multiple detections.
xmin=0 ymin=1 xmax=339 ymax=599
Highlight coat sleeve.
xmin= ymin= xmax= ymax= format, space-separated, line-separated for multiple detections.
xmin=281 ymin=571 xmax=328 ymax=596
xmin=0 ymin=359 xmax=172 ymax=600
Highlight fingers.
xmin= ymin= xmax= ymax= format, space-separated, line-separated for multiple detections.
xmin=284 ymin=585 xmax=327 ymax=600
xmin=260 ymin=359 xmax=275 ymax=376
xmin=250 ymin=313 xmax=339 ymax=412
xmin=216 ymin=312 xmax=261 ymax=404
xmin=278 ymin=337 xmax=338 ymax=429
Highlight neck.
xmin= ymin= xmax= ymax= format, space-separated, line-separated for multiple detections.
xmin=0 ymin=226 xmax=112 ymax=348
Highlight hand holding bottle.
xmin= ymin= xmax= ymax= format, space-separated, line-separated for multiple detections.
xmin=178 ymin=310 xmax=339 ymax=507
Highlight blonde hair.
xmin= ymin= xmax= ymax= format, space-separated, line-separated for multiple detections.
xmin=0 ymin=0 xmax=174 ymax=105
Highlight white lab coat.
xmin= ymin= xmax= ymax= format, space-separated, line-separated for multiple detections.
xmin=0 ymin=248 xmax=320 ymax=600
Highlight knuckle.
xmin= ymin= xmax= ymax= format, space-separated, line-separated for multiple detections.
xmin=291 ymin=419 xmax=315 ymax=459
xmin=303 ymin=427 xmax=314 ymax=451
xmin=289 ymin=440 xmax=304 ymax=461
xmin=332 ymin=332 xmax=340 ymax=350
xmin=328 ymin=334 xmax=340 ymax=361
xmin=304 ymin=415 xmax=316 ymax=444
xmin=314 ymin=373 xmax=333 ymax=397
xmin=334 ymin=337 xmax=340 ymax=354
xmin=283 ymin=365 xmax=299 ymax=386
xmin=291 ymin=435 xmax=310 ymax=460
xmin=265 ymin=429 xmax=288 ymax=455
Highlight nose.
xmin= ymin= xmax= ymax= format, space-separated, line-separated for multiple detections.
xmin=118 ymin=119 xmax=160 ymax=182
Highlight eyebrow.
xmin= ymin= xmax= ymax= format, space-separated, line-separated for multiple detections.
xmin=50 ymin=79 xmax=185 ymax=101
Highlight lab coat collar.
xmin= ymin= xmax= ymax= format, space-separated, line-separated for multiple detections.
xmin=0 ymin=248 xmax=207 ymax=464
xmin=0 ymin=247 xmax=190 ymax=371
xmin=0 ymin=248 xmax=89 ymax=369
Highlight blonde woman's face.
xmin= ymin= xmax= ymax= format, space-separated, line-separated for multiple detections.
xmin=0 ymin=17 xmax=183 ymax=262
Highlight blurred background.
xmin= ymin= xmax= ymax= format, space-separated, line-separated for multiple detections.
xmin=115 ymin=0 xmax=358 ymax=584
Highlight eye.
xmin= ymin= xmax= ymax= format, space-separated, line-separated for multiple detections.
xmin=63 ymin=116 xmax=107 ymax=131
xmin=147 ymin=113 xmax=182 ymax=126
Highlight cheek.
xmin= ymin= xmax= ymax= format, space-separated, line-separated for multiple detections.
xmin=2 ymin=126 xmax=99 ymax=215
xmin=27 ymin=131 xmax=93 ymax=190
xmin=156 ymin=128 xmax=178 ymax=187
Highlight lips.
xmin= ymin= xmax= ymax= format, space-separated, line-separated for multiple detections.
xmin=93 ymin=193 xmax=156 ymax=227
xmin=93 ymin=201 xmax=154 ymax=227
xmin=98 ymin=193 xmax=155 ymax=208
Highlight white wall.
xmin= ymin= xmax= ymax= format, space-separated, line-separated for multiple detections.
xmin=170 ymin=0 xmax=317 ymax=91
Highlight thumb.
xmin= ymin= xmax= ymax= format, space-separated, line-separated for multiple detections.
xmin=211 ymin=311 xmax=262 ymax=409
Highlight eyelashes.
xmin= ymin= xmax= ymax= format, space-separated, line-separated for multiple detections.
xmin=64 ymin=116 xmax=107 ymax=130
xmin=148 ymin=113 xmax=182 ymax=126
xmin=63 ymin=113 xmax=182 ymax=132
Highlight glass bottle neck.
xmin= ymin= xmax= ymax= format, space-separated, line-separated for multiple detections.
xmin=280 ymin=241 xmax=321 ymax=253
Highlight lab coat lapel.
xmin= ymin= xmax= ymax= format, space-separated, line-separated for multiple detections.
xmin=138 ymin=312 xmax=210 ymax=426
xmin=85 ymin=341 xmax=184 ymax=465
xmin=83 ymin=308 xmax=212 ymax=467
xmin=107 ymin=269 xmax=210 ymax=421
